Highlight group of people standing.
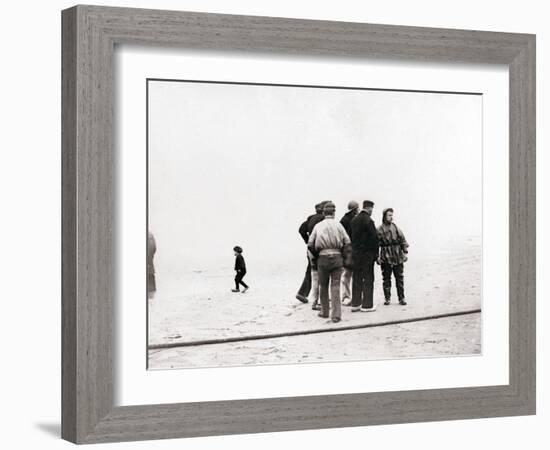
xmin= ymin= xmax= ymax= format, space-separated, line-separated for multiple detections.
xmin=296 ymin=200 xmax=409 ymax=323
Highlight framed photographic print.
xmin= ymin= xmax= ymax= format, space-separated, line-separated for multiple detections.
xmin=61 ymin=5 xmax=536 ymax=444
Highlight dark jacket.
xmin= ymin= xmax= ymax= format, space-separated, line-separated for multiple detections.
xmin=234 ymin=254 xmax=246 ymax=272
xmin=340 ymin=210 xmax=357 ymax=239
xmin=298 ymin=213 xmax=325 ymax=244
xmin=350 ymin=210 xmax=379 ymax=253
xmin=377 ymin=222 xmax=409 ymax=265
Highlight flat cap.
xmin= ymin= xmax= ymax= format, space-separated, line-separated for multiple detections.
xmin=347 ymin=200 xmax=359 ymax=211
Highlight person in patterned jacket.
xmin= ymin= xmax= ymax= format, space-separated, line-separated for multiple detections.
xmin=377 ymin=208 xmax=409 ymax=305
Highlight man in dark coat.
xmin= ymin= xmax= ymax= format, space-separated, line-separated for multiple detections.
xmin=296 ymin=202 xmax=326 ymax=303
xmin=340 ymin=200 xmax=359 ymax=305
xmin=350 ymin=200 xmax=379 ymax=312
xmin=340 ymin=200 xmax=359 ymax=238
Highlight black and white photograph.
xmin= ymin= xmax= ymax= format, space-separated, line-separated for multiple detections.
xmin=146 ymin=79 xmax=482 ymax=370
xmin=1 ymin=0 xmax=544 ymax=447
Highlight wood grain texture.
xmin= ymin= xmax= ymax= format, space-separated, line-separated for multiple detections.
xmin=61 ymin=5 xmax=536 ymax=444
xmin=61 ymin=7 xmax=77 ymax=443
xmin=508 ymin=36 xmax=536 ymax=410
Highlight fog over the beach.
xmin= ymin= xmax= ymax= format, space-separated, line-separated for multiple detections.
xmin=148 ymin=81 xmax=482 ymax=281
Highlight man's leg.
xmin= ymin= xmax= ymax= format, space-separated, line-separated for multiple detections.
xmin=394 ymin=264 xmax=405 ymax=303
xmin=359 ymin=257 xmax=369 ymax=308
xmin=352 ymin=253 xmax=365 ymax=308
xmin=309 ymin=268 xmax=320 ymax=306
xmin=316 ymin=256 xmax=330 ymax=317
xmin=296 ymin=258 xmax=311 ymax=302
xmin=381 ymin=263 xmax=392 ymax=303
xmin=362 ymin=253 xmax=376 ymax=309
xmin=330 ymin=263 xmax=343 ymax=321
xmin=147 ymin=272 xmax=156 ymax=299
xmin=341 ymin=267 xmax=352 ymax=304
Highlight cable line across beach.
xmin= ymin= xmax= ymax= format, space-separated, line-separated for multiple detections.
xmin=148 ymin=308 xmax=481 ymax=350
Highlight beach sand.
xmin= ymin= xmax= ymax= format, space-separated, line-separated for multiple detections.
xmin=149 ymin=313 xmax=481 ymax=369
xmin=148 ymin=238 xmax=481 ymax=369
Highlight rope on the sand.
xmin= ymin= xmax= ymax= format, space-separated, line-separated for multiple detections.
xmin=148 ymin=308 xmax=481 ymax=350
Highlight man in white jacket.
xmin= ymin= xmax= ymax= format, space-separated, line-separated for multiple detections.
xmin=307 ymin=201 xmax=351 ymax=322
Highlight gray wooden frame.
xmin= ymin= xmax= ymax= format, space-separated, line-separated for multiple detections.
xmin=62 ymin=4 xmax=536 ymax=444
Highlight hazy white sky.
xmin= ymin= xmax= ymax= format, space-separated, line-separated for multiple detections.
xmin=148 ymin=80 xmax=482 ymax=278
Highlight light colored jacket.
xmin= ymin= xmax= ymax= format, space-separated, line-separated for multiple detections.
xmin=308 ymin=216 xmax=351 ymax=255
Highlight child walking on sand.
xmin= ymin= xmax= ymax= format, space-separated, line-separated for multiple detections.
xmin=232 ymin=246 xmax=249 ymax=293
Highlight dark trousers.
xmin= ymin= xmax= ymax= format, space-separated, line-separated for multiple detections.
xmin=317 ymin=254 xmax=343 ymax=320
xmin=147 ymin=272 xmax=156 ymax=293
xmin=147 ymin=263 xmax=156 ymax=293
xmin=381 ymin=263 xmax=405 ymax=300
xmin=297 ymin=258 xmax=311 ymax=297
xmin=352 ymin=250 xmax=377 ymax=308
xmin=235 ymin=270 xmax=248 ymax=290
